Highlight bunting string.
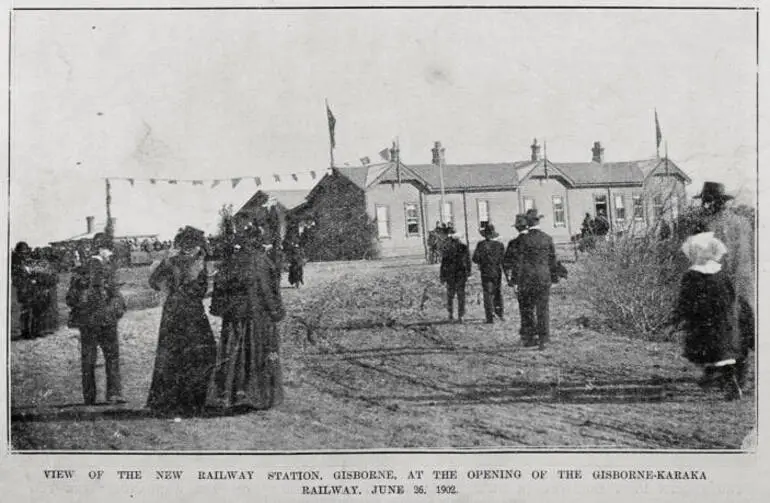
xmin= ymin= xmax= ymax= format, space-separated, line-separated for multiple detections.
xmin=104 ymin=169 xmax=320 ymax=188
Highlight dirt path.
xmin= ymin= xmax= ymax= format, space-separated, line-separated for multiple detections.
xmin=10 ymin=259 xmax=756 ymax=450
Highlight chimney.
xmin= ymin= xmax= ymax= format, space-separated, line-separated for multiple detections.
xmin=431 ymin=141 xmax=445 ymax=166
xmin=592 ymin=141 xmax=605 ymax=163
xmin=389 ymin=141 xmax=400 ymax=164
xmin=530 ymin=138 xmax=541 ymax=161
xmin=86 ymin=216 xmax=95 ymax=234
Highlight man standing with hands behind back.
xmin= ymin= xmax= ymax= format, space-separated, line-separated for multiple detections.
xmin=516 ymin=209 xmax=558 ymax=349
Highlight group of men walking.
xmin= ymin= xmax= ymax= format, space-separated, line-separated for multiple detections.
xmin=439 ymin=208 xmax=563 ymax=350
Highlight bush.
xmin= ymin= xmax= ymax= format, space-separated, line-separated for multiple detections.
xmin=574 ymin=206 xmax=702 ymax=340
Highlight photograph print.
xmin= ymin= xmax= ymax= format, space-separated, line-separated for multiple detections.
xmin=7 ymin=6 xmax=757 ymax=451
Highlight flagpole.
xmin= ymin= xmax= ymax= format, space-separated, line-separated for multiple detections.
xmin=655 ymin=108 xmax=661 ymax=159
xmin=543 ymin=139 xmax=548 ymax=179
xmin=105 ymin=178 xmax=113 ymax=237
xmin=326 ymin=98 xmax=335 ymax=169
xmin=439 ymin=144 xmax=446 ymax=225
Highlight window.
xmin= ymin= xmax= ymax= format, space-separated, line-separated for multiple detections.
xmin=653 ymin=195 xmax=664 ymax=218
xmin=632 ymin=195 xmax=644 ymax=220
xmin=614 ymin=195 xmax=626 ymax=222
xmin=375 ymin=205 xmax=390 ymax=238
xmin=477 ymin=200 xmax=490 ymax=229
xmin=441 ymin=201 xmax=454 ymax=226
xmin=552 ymin=195 xmax=566 ymax=227
xmin=404 ymin=203 xmax=420 ymax=237
xmin=671 ymin=195 xmax=680 ymax=221
xmin=523 ymin=197 xmax=536 ymax=212
xmin=593 ymin=194 xmax=608 ymax=217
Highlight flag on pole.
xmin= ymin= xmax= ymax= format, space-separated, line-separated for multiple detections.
xmin=655 ymin=109 xmax=662 ymax=156
xmin=326 ymin=102 xmax=336 ymax=149
xmin=379 ymin=148 xmax=391 ymax=161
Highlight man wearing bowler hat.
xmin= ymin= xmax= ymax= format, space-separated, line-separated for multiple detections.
xmin=693 ymin=181 xmax=754 ymax=388
xmin=516 ymin=209 xmax=558 ymax=349
xmin=472 ymin=223 xmax=505 ymax=324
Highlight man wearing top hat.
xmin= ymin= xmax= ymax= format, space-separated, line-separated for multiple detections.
xmin=516 ymin=209 xmax=558 ymax=349
xmin=66 ymin=232 xmax=127 ymax=405
xmin=440 ymin=225 xmax=472 ymax=323
xmin=504 ymin=214 xmax=530 ymax=340
xmin=472 ymin=223 xmax=506 ymax=324
xmin=693 ymin=181 xmax=754 ymax=386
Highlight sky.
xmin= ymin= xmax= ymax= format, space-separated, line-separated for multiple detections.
xmin=10 ymin=8 xmax=757 ymax=246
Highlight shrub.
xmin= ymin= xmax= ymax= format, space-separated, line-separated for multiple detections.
xmin=574 ymin=205 xmax=702 ymax=340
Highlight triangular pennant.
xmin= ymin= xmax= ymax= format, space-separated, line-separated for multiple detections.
xmin=192 ymin=180 xmax=203 ymax=186
xmin=211 ymin=180 xmax=221 ymax=188
xmin=168 ymin=179 xmax=178 ymax=185
xmin=273 ymin=174 xmax=281 ymax=183
xmin=232 ymin=178 xmax=242 ymax=188
xmin=291 ymin=173 xmax=298 ymax=181
xmin=150 ymin=178 xmax=157 ymax=185
xmin=254 ymin=177 xmax=262 ymax=186
xmin=310 ymin=170 xmax=317 ymax=179
xmin=128 ymin=178 xmax=135 ymax=187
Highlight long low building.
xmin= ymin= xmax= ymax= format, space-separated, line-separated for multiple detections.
xmin=292 ymin=139 xmax=691 ymax=259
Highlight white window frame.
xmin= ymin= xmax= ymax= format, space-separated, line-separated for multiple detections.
xmin=614 ymin=195 xmax=626 ymax=222
xmin=404 ymin=203 xmax=420 ymax=237
xmin=477 ymin=199 xmax=490 ymax=229
xmin=552 ymin=195 xmax=566 ymax=227
xmin=632 ymin=194 xmax=645 ymax=221
xmin=375 ymin=204 xmax=391 ymax=238
xmin=523 ymin=197 xmax=536 ymax=212
xmin=653 ymin=195 xmax=664 ymax=219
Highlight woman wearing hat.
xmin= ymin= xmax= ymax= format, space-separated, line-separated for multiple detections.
xmin=146 ymin=226 xmax=217 ymax=415
xmin=692 ymin=181 xmax=754 ymax=387
xmin=210 ymin=221 xmax=286 ymax=411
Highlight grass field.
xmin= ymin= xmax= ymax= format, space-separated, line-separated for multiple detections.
xmin=10 ymin=258 xmax=756 ymax=450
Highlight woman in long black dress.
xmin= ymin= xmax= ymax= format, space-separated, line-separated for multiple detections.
xmin=673 ymin=231 xmax=743 ymax=399
xmin=146 ymin=226 xmax=217 ymax=415
xmin=210 ymin=223 xmax=285 ymax=411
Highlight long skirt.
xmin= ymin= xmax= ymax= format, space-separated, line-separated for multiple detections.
xmin=210 ymin=317 xmax=283 ymax=410
xmin=146 ymin=295 xmax=217 ymax=415
xmin=288 ymin=262 xmax=304 ymax=287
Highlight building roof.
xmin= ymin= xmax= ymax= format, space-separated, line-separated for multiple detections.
xmin=550 ymin=157 xmax=691 ymax=186
xmin=50 ymin=231 xmax=159 ymax=246
xmin=236 ymin=189 xmax=311 ymax=215
xmin=325 ymin=156 xmax=690 ymax=193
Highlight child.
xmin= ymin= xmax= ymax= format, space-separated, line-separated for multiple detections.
xmin=673 ymin=231 xmax=743 ymax=400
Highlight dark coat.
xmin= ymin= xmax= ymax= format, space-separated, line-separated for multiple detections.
xmin=472 ymin=239 xmax=505 ymax=280
xmin=516 ymin=228 xmax=557 ymax=291
xmin=440 ymin=238 xmax=471 ymax=285
xmin=66 ymin=256 xmax=125 ymax=328
xmin=503 ymin=233 xmax=526 ymax=285
xmin=673 ymin=269 xmax=742 ymax=364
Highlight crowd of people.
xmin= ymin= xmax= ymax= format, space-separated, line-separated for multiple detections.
xmin=63 ymin=221 xmax=288 ymax=415
xmin=10 ymin=242 xmax=60 ymax=339
xmin=11 ymin=180 xmax=755 ymax=408
xmin=438 ymin=209 xmax=567 ymax=350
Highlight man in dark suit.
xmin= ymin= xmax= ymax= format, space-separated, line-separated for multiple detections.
xmin=66 ymin=232 xmax=126 ymax=405
xmin=440 ymin=226 xmax=471 ymax=323
xmin=503 ymin=214 xmax=529 ymax=341
xmin=516 ymin=210 xmax=558 ymax=349
xmin=472 ymin=224 xmax=505 ymax=324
